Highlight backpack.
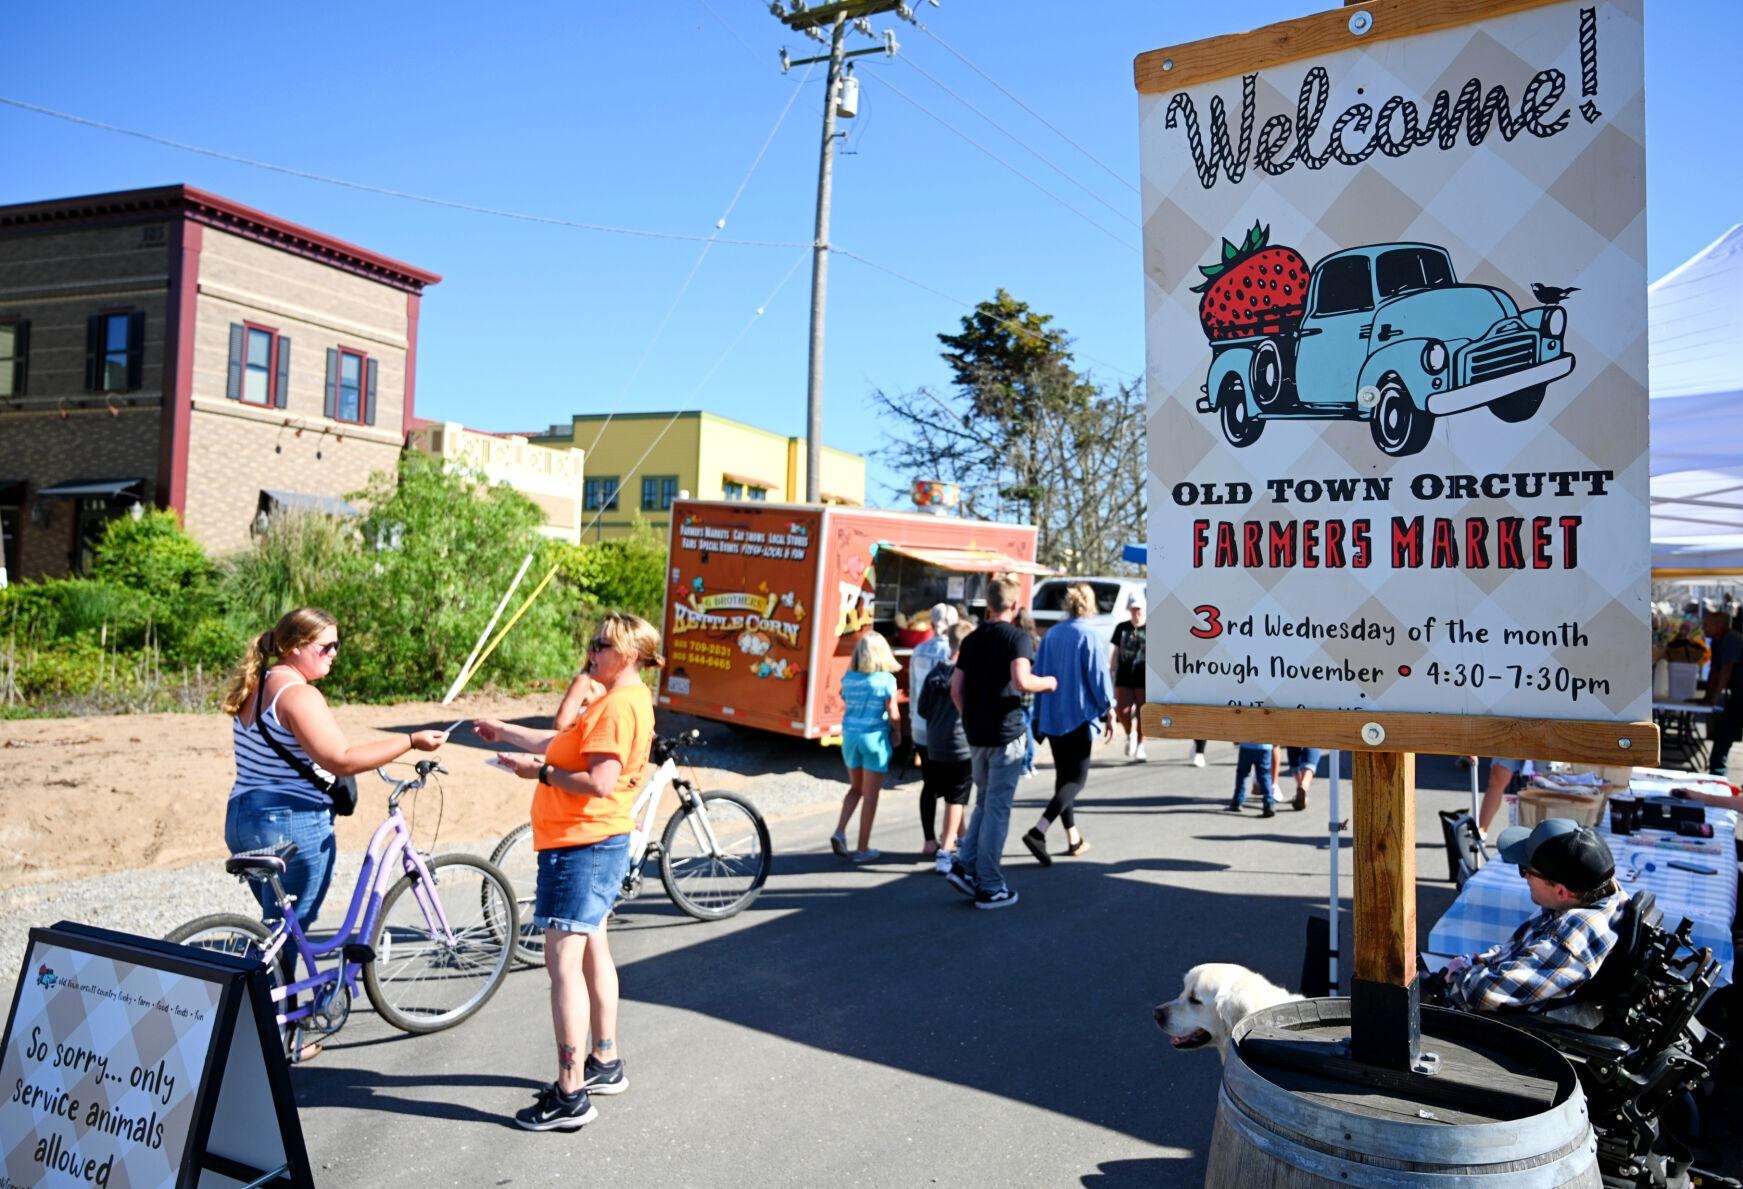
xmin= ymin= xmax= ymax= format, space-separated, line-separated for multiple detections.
xmin=917 ymin=661 xmax=955 ymax=724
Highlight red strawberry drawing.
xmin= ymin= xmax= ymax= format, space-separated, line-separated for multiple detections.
xmin=1191 ymin=222 xmax=1309 ymax=341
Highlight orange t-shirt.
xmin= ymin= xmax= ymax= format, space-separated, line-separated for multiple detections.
xmin=530 ymin=682 xmax=655 ymax=850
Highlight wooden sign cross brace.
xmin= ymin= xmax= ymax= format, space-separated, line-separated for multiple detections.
xmin=1141 ymin=705 xmax=1655 ymax=1069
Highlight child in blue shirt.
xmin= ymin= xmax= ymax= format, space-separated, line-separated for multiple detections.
xmin=830 ymin=632 xmax=903 ymax=863
xmin=1228 ymin=742 xmax=1281 ymax=818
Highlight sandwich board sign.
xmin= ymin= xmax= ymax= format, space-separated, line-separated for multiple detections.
xmin=0 ymin=921 xmax=312 ymax=1188
xmin=1135 ymin=0 xmax=1654 ymax=1069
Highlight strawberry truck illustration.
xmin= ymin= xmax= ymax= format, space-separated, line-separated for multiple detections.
xmin=1192 ymin=224 xmax=1576 ymax=457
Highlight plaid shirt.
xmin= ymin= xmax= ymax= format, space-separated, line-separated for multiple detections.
xmin=1444 ymin=891 xmax=1627 ymax=1012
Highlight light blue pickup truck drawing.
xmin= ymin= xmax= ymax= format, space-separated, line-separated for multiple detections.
xmin=1195 ymin=241 xmax=1576 ymax=457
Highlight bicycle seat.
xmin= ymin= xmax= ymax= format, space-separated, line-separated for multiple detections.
xmin=225 ymin=844 xmax=298 ymax=876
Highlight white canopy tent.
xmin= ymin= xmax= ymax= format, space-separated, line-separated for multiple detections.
xmin=1650 ymin=223 xmax=1743 ymax=576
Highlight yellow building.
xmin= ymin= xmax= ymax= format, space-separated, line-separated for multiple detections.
xmin=533 ymin=411 xmax=865 ymax=540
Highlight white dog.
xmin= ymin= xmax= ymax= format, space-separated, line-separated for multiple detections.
xmin=1152 ymin=963 xmax=1303 ymax=1059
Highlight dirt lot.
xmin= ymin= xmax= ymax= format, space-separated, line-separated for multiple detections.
xmin=0 ymin=691 xmax=847 ymax=892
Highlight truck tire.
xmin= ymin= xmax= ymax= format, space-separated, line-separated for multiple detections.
xmin=1369 ymin=377 xmax=1433 ymax=456
xmin=1250 ymin=340 xmax=1285 ymax=408
xmin=1489 ymin=383 xmax=1545 ymax=423
xmin=1218 ymin=374 xmax=1264 ymax=448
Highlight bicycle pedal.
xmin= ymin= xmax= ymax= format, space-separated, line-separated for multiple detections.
xmin=342 ymin=943 xmax=376 ymax=964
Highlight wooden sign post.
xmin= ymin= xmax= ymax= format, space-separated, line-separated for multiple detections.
xmin=1134 ymin=0 xmax=1655 ymax=1071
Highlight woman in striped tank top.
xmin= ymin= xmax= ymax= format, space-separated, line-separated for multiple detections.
xmin=222 ymin=608 xmax=448 ymax=930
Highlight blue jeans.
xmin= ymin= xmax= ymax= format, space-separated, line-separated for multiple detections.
xmin=1022 ymin=704 xmax=1037 ymax=772
xmin=1233 ymin=747 xmax=1275 ymax=807
xmin=958 ymin=737 xmax=1027 ymax=895
xmin=225 ymin=792 xmax=338 ymax=930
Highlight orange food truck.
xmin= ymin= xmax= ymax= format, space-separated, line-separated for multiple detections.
xmin=658 ymin=499 xmax=1050 ymax=738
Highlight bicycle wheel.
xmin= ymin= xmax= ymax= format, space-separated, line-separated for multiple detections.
xmin=363 ymin=854 xmax=517 ymax=1033
xmin=489 ymin=821 xmax=544 ymax=967
xmin=167 ymin=915 xmax=292 ymax=1045
xmin=659 ymin=791 xmax=772 ymax=921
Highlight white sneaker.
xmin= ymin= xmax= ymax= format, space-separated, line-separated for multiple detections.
xmin=1134 ymin=744 xmax=1148 ymax=762
xmin=934 ymin=849 xmax=954 ymax=874
xmin=1191 ymin=752 xmax=1206 ymax=768
xmin=1124 ymin=732 xmax=1137 ymax=758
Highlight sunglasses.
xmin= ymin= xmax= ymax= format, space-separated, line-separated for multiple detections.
xmin=1518 ymin=865 xmax=1545 ymax=880
xmin=587 ymin=638 xmax=614 ymax=654
xmin=317 ymin=640 xmax=341 ymax=657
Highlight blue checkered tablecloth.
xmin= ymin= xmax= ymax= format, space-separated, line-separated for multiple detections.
xmin=1428 ymin=812 xmax=1737 ymax=986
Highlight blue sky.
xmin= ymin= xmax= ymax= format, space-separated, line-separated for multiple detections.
xmin=7 ymin=1 xmax=1732 ymax=504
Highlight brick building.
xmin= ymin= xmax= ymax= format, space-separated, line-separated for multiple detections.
xmin=0 ymin=185 xmax=439 ymax=581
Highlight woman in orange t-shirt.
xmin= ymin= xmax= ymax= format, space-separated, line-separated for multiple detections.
xmin=473 ymin=611 xmax=660 ymax=1131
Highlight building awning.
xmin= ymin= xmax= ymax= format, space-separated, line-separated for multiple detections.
xmin=722 ymin=472 xmax=778 ymax=491
xmin=259 ymin=489 xmax=360 ymax=518
xmin=35 ymin=479 xmax=145 ymax=500
xmin=876 ymin=542 xmax=1057 ymax=576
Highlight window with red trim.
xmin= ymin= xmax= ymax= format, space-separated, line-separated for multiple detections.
xmin=241 ymin=323 xmax=278 ymax=406
xmin=335 ymin=348 xmax=365 ymax=424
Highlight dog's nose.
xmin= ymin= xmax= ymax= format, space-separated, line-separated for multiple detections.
xmin=1152 ymin=1006 xmax=1167 ymax=1026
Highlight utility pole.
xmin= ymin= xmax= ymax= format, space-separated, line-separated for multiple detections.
xmin=772 ymin=0 xmax=933 ymax=502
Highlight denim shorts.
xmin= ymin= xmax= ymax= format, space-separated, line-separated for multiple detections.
xmin=534 ymin=833 xmax=632 ymax=934
xmin=841 ymin=728 xmax=892 ymax=773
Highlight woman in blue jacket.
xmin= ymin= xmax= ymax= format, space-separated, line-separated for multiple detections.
xmin=1022 ymin=584 xmax=1114 ymax=864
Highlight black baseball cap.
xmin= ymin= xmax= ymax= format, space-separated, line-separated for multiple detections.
xmin=1495 ymin=819 xmax=1615 ymax=892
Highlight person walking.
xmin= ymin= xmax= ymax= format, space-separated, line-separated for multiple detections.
xmin=1702 ymin=601 xmax=1743 ymax=778
xmin=1109 ymin=592 xmax=1149 ymax=761
xmin=1284 ymin=747 xmax=1322 ymax=811
xmin=473 ymin=612 xmax=661 ymax=1132
xmin=907 ymin=602 xmax=959 ymax=858
xmin=1227 ymin=742 xmax=1281 ymax=818
xmin=1023 ymin=584 xmax=1114 ymax=864
xmin=945 ymin=576 xmax=1057 ymax=910
xmin=918 ymin=621 xmax=975 ymax=872
xmin=1015 ymin=607 xmax=1042 ymax=778
xmin=830 ymin=632 xmax=903 ymax=863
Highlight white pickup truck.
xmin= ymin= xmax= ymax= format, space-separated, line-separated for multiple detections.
xmin=1029 ymin=576 xmax=1145 ymax=652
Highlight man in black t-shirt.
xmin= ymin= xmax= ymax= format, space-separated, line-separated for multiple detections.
xmin=946 ymin=576 xmax=1057 ymax=909
xmin=1704 ymin=603 xmax=1743 ymax=777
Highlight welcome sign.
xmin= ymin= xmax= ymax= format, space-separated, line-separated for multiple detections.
xmin=1138 ymin=0 xmax=1650 ymax=721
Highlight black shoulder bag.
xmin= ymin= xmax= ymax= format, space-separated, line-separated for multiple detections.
xmin=253 ymin=675 xmax=359 ymax=816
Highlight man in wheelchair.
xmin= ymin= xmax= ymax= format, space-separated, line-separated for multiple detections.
xmin=1426 ymin=819 xmax=1627 ymax=1011
xmin=1428 ymin=819 xmax=1732 ymax=1188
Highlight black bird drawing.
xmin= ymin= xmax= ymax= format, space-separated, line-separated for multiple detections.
xmin=1531 ymin=282 xmax=1580 ymax=304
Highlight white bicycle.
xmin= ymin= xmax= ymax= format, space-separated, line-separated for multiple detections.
xmin=490 ymin=728 xmax=772 ymax=965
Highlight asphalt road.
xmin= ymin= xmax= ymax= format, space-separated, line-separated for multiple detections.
xmin=281 ymin=745 xmax=1727 ymax=1187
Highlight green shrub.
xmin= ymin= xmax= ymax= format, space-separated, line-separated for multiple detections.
xmin=554 ymin=517 xmax=667 ymax=626
xmin=0 ymin=578 xmax=151 ymax=643
xmin=216 ymin=509 xmax=356 ymax=629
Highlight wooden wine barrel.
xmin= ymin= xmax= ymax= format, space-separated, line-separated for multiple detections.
xmin=1206 ymin=999 xmax=1601 ymax=1187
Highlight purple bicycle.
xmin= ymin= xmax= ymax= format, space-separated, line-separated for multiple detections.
xmin=167 ymin=760 xmax=517 ymax=1055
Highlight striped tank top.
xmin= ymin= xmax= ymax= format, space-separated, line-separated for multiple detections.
xmin=229 ymin=669 xmax=335 ymax=807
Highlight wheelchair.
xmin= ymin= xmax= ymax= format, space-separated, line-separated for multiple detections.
xmin=1481 ymin=891 xmax=1733 ymax=1188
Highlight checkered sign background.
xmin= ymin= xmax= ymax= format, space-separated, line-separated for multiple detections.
xmin=0 ymin=939 xmax=221 ymax=1188
xmin=1139 ymin=0 xmax=1649 ymax=721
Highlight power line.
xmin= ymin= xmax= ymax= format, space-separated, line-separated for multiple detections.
xmin=916 ymin=23 xmax=1138 ymax=196
xmin=831 ymin=245 xmax=1142 ymax=384
xmin=0 ymin=95 xmax=810 ymax=250
xmin=855 ymin=70 xmax=1137 ymax=252
xmin=898 ymin=53 xmax=1136 ymax=228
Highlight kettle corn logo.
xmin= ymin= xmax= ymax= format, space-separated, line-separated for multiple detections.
xmin=36 ymin=964 xmax=57 ymax=990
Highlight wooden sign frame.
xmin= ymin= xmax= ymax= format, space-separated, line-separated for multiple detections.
xmin=1134 ymin=0 xmax=1656 ymax=1073
xmin=0 ymin=921 xmax=313 ymax=1189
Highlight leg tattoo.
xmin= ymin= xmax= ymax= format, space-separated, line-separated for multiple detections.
xmin=596 ymin=1038 xmax=614 ymax=1053
xmin=558 ymin=1042 xmax=578 ymax=1072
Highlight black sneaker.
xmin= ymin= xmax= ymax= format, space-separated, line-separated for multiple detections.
xmin=1260 ymin=804 xmax=1277 ymax=819
xmin=945 ymin=863 xmax=977 ymax=899
xmin=1225 ymin=799 xmax=1244 ymax=813
xmin=583 ymin=1055 xmax=627 ymax=1096
xmin=515 ymin=1084 xmax=598 ymax=1131
xmin=1021 ymin=828 xmax=1052 ymax=867
xmin=975 ymin=886 xmax=1019 ymax=910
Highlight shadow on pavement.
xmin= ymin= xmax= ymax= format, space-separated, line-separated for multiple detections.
xmin=291 ymin=1065 xmax=541 ymax=1127
xmin=613 ymin=848 xmax=1323 ymax=1152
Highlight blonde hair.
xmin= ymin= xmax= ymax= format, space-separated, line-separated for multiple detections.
xmin=986 ymin=575 xmax=1021 ymax=613
xmin=221 ymin=607 xmax=337 ymax=716
xmin=946 ymin=620 xmax=974 ymax=655
xmin=594 ymin=611 xmax=665 ymax=669
xmin=851 ymin=632 xmax=901 ymax=674
xmin=1062 ymin=583 xmax=1095 ymax=619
